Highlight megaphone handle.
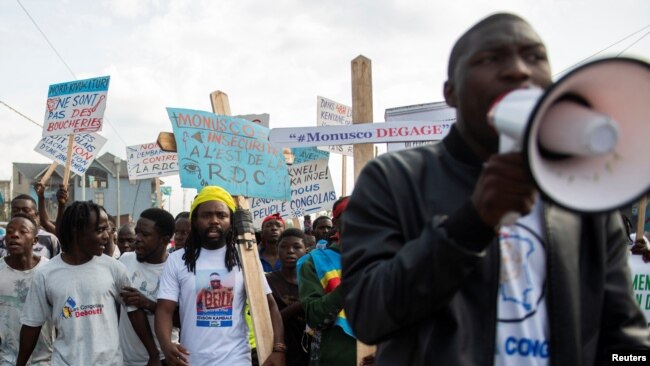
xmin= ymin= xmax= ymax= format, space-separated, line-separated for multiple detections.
xmin=500 ymin=211 xmax=521 ymax=227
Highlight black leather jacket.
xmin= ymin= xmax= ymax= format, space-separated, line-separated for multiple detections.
xmin=341 ymin=126 xmax=649 ymax=365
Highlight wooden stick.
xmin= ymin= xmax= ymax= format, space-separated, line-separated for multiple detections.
xmin=210 ymin=90 xmax=274 ymax=362
xmin=342 ymin=155 xmax=347 ymax=196
xmin=39 ymin=162 xmax=58 ymax=185
xmin=157 ymin=132 xmax=177 ymax=152
xmin=155 ymin=178 xmax=162 ymax=208
xmin=63 ymin=133 xmax=75 ymax=186
xmin=637 ymin=195 xmax=648 ymax=243
xmin=351 ymin=55 xmax=377 ymax=363
xmin=351 ymin=55 xmax=374 ymax=182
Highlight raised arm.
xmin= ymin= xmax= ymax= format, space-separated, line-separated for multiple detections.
xmin=34 ymin=182 xmax=55 ymax=234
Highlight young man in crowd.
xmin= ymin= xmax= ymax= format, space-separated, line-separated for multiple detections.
xmin=155 ymin=186 xmax=285 ymax=366
xmin=0 ymin=214 xmax=53 ymax=365
xmin=311 ymin=216 xmax=332 ymax=245
xmin=259 ymin=213 xmax=285 ymax=272
xmin=0 ymin=194 xmax=60 ymax=259
xmin=299 ymin=197 xmax=355 ymax=365
xmin=117 ymin=222 xmax=136 ymax=254
xmin=104 ymin=218 xmax=121 ymax=259
xmin=172 ymin=212 xmax=190 ymax=252
xmin=118 ymin=208 xmax=176 ymax=366
xmin=267 ymin=228 xmax=309 ymax=366
xmin=341 ymin=12 xmax=650 ymax=365
xmin=17 ymin=201 xmax=158 ymax=365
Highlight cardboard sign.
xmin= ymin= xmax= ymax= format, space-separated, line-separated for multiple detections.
xmin=317 ymin=96 xmax=353 ymax=156
xmin=269 ymin=119 xmax=453 ymax=148
xmin=384 ymin=102 xmax=456 ymax=152
xmin=235 ymin=113 xmax=270 ymax=128
xmin=42 ymin=76 xmax=110 ymax=137
xmin=126 ymin=142 xmax=179 ymax=180
xmin=249 ymin=156 xmax=336 ymax=227
xmin=34 ymin=133 xmax=107 ymax=176
xmin=167 ymin=108 xmax=290 ymax=201
xmin=628 ymin=253 xmax=650 ymax=327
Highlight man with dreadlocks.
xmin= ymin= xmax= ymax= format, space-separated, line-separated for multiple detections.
xmin=155 ymin=186 xmax=286 ymax=366
xmin=17 ymin=201 xmax=157 ymax=366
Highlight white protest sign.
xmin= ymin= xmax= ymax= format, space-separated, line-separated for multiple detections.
xmin=43 ymin=76 xmax=110 ymax=137
xmin=249 ymin=155 xmax=336 ymax=228
xmin=269 ymin=119 xmax=453 ymax=148
xmin=317 ymin=96 xmax=354 ymax=156
xmin=628 ymin=253 xmax=650 ymax=327
xmin=34 ymin=133 xmax=107 ymax=176
xmin=235 ymin=113 xmax=270 ymax=128
xmin=126 ymin=142 xmax=179 ymax=180
xmin=385 ymin=102 xmax=456 ymax=152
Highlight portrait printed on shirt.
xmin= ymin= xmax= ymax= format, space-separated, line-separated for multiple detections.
xmin=195 ymin=269 xmax=235 ymax=327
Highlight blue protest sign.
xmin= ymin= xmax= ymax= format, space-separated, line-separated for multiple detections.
xmin=167 ymin=108 xmax=291 ymax=201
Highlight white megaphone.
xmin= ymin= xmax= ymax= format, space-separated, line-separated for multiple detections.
xmin=488 ymin=57 xmax=650 ymax=213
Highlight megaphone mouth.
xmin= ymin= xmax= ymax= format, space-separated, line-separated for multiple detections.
xmin=523 ymin=57 xmax=650 ymax=214
xmin=536 ymin=93 xmax=593 ymax=161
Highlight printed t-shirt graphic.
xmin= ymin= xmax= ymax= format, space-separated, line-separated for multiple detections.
xmin=195 ymin=269 xmax=235 ymax=327
xmin=494 ymin=199 xmax=549 ymax=366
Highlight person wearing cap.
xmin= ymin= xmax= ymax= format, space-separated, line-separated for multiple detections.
xmin=259 ymin=213 xmax=285 ymax=272
xmin=297 ymin=196 xmax=356 ymax=365
xmin=155 ymin=186 xmax=285 ymax=366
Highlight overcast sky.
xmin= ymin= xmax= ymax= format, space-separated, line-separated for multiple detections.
xmin=1 ymin=0 xmax=648 ymax=215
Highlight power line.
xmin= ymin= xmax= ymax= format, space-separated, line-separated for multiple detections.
xmin=16 ymin=0 xmax=128 ymax=149
xmin=16 ymin=0 xmax=76 ymax=80
xmin=617 ymin=31 xmax=649 ymax=56
xmin=554 ymin=24 xmax=649 ymax=76
xmin=0 ymin=100 xmax=42 ymax=128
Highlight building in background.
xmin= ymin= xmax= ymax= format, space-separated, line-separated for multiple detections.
xmin=0 ymin=180 xmax=10 ymax=223
xmin=12 ymin=152 xmax=159 ymax=226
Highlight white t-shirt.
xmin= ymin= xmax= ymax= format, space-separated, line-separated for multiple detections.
xmin=118 ymin=252 xmax=167 ymax=365
xmin=21 ymin=254 xmax=133 ymax=365
xmin=0 ymin=256 xmax=53 ymax=366
xmin=495 ymin=199 xmax=549 ymax=366
xmin=157 ymin=247 xmax=271 ymax=366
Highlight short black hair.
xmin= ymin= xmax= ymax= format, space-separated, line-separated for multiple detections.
xmin=312 ymin=215 xmax=331 ymax=229
xmin=447 ymin=13 xmax=526 ymax=80
xmin=175 ymin=211 xmax=190 ymax=221
xmin=140 ymin=208 xmax=175 ymax=238
xmin=279 ymin=228 xmax=306 ymax=243
xmin=11 ymin=194 xmax=36 ymax=206
xmin=9 ymin=213 xmax=38 ymax=236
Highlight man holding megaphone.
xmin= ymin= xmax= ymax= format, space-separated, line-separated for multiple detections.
xmin=341 ymin=12 xmax=650 ymax=366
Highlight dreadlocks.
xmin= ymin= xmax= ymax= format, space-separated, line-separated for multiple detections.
xmin=183 ymin=203 xmax=241 ymax=274
xmin=57 ymin=201 xmax=102 ymax=253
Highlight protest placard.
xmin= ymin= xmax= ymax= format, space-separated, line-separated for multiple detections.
xmin=235 ymin=113 xmax=270 ymax=128
xmin=628 ymin=254 xmax=650 ymax=327
xmin=167 ymin=108 xmax=291 ymax=201
xmin=126 ymin=142 xmax=179 ymax=180
xmin=34 ymin=133 xmax=107 ymax=176
xmin=42 ymin=76 xmax=110 ymax=137
xmin=317 ymin=96 xmax=354 ymax=156
xmin=269 ymin=119 xmax=453 ymax=148
xmin=385 ymin=102 xmax=456 ymax=152
xmin=249 ymin=148 xmax=335 ymax=227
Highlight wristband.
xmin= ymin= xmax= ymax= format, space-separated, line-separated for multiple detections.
xmin=272 ymin=343 xmax=287 ymax=353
